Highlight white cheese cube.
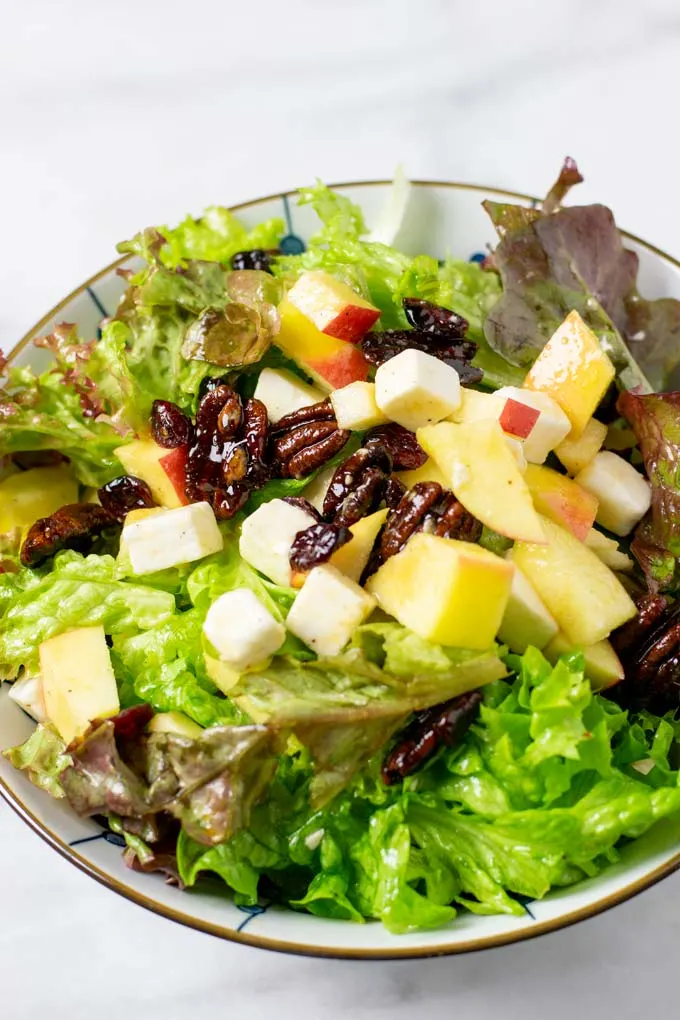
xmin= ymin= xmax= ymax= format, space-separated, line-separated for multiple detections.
xmin=495 ymin=387 xmax=571 ymax=464
xmin=497 ymin=565 xmax=558 ymax=653
xmin=375 ymin=349 xmax=461 ymax=431
xmin=124 ymin=502 xmax=223 ymax=575
xmin=575 ymin=452 xmax=651 ymax=537
xmin=253 ymin=368 xmax=324 ymax=424
xmin=286 ymin=564 xmax=376 ymax=656
xmin=8 ymin=671 xmax=46 ymax=723
xmin=330 ymin=381 xmax=389 ymax=431
xmin=203 ymin=588 xmax=285 ymax=671
xmin=239 ymin=498 xmax=318 ymax=586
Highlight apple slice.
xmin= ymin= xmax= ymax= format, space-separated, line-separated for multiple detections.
xmin=366 ymin=532 xmax=514 ymax=649
xmin=115 ymin=438 xmax=188 ymax=508
xmin=0 ymin=465 xmax=78 ymax=535
xmin=523 ymin=310 xmax=615 ymax=438
xmin=276 ymin=300 xmax=371 ymax=391
xmin=523 ymin=464 xmax=598 ymax=541
xmin=396 ymin=457 xmax=449 ymax=491
xmin=40 ymin=625 xmax=120 ymax=744
xmin=287 ymin=270 xmax=380 ymax=342
xmin=543 ymin=632 xmax=624 ymax=691
xmin=511 ymin=515 xmax=636 ymax=646
xmin=417 ymin=419 xmax=545 ymax=544
xmin=554 ymin=417 xmax=607 ymax=476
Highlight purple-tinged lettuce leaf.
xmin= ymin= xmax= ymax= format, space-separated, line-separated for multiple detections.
xmin=484 ymin=159 xmax=680 ymax=392
xmin=617 ymin=389 xmax=680 ymax=589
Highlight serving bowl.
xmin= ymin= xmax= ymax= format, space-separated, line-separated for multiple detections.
xmin=2 ymin=179 xmax=680 ymax=959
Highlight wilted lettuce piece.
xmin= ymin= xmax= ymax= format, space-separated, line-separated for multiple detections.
xmin=2 ymin=723 xmax=71 ymax=798
xmin=0 ymin=552 xmax=175 ymax=679
xmin=181 ymin=302 xmax=278 ymax=369
xmin=60 ymin=717 xmax=280 ymax=846
xmin=617 ymin=389 xmax=680 ymax=589
xmin=483 ymin=159 xmax=680 ymax=392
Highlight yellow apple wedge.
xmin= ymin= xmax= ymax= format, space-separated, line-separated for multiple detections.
xmin=366 ymin=532 xmax=514 ymax=649
xmin=417 ymin=419 xmax=546 ymax=544
xmin=40 ymin=626 xmax=120 ymax=744
xmin=511 ymin=515 xmax=636 ymax=647
xmin=523 ymin=464 xmax=598 ymax=541
xmin=396 ymin=457 xmax=449 ymax=490
xmin=543 ymin=632 xmax=624 ymax=691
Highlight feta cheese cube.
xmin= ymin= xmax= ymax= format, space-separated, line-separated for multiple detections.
xmin=495 ymin=387 xmax=571 ymax=464
xmin=124 ymin=501 xmax=223 ymax=575
xmin=253 ymin=368 xmax=324 ymax=424
xmin=575 ymin=452 xmax=651 ymax=537
xmin=330 ymin=381 xmax=389 ymax=431
xmin=375 ymin=349 xmax=461 ymax=431
xmin=8 ymin=671 xmax=46 ymax=723
xmin=239 ymin=498 xmax=318 ymax=586
xmin=286 ymin=564 xmax=376 ymax=656
xmin=203 ymin=589 xmax=285 ymax=671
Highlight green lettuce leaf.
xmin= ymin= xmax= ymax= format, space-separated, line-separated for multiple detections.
xmin=2 ymin=722 xmax=71 ymax=798
xmin=0 ymin=551 xmax=175 ymax=679
xmin=142 ymin=206 xmax=284 ymax=268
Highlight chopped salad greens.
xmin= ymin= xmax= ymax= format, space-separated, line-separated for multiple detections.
xmin=2 ymin=161 xmax=680 ymax=933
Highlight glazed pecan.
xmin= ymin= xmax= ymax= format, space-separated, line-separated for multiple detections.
xmin=382 ymin=689 xmax=483 ymax=784
xmin=402 ymin=297 xmax=468 ymax=337
xmin=273 ymin=399 xmax=350 ymax=480
xmin=21 ymin=503 xmax=118 ymax=567
xmin=383 ymin=476 xmax=407 ymax=509
xmin=378 ymin=482 xmax=443 ymax=561
xmin=433 ymin=492 xmax=483 ymax=542
xmin=611 ymin=595 xmax=680 ymax=712
xmin=289 ymin=522 xmax=352 ymax=572
xmin=322 ymin=446 xmax=392 ymax=520
xmin=364 ymin=424 xmax=427 ymax=471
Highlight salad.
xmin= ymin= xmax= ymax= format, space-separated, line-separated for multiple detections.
xmin=2 ymin=161 xmax=680 ymax=934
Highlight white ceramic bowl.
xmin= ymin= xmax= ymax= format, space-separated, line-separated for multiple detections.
xmin=2 ymin=180 xmax=680 ymax=959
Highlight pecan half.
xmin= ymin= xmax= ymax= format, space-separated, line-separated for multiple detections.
xmin=433 ymin=492 xmax=483 ymax=542
xmin=364 ymin=424 xmax=427 ymax=471
xmin=274 ymin=399 xmax=350 ymax=480
xmin=21 ymin=503 xmax=119 ymax=567
xmin=611 ymin=595 xmax=680 ymax=712
xmin=382 ymin=689 xmax=483 ymax=784
xmin=322 ymin=446 xmax=392 ymax=520
xmin=378 ymin=482 xmax=443 ymax=561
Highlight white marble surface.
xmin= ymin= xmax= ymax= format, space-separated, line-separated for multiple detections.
xmin=2 ymin=0 xmax=680 ymax=1015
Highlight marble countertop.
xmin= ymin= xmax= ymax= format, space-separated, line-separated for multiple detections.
xmin=2 ymin=1 xmax=679 ymax=1016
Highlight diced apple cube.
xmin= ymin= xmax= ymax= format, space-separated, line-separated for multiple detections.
xmin=330 ymin=381 xmax=389 ymax=431
xmin=239 ymin=498 xmax=317 ymax=586
xmin=497 ymin=565 xmax=558 ymax=653
xmin=40 ymin=625 xmax=120 ymax=744
xmin=123 ymin=502 xmax=223 ymax=574
xmin=287 ymin=270 xmax=380 ymax=342
xmin=8 ymin=671 xmax=46 ymax=723
xmin=575 ymin=452 xmax=651 ymax=537
xmin=511 ymin=515 xmax=636 ymax=646
xmin=523 ymin=310 xmax=615 ymax=438
xmin=585 ymin=528 xmax=634 ymax=572
xmin=367 ymin=532 xmax=514 ymax=649
xmin=253 ymin=368 xmax=324 ymax=424
xmin=203 ymin=588 xmax=285 ymax=671
xmin=524 ymin=464 xmax=598 ymax=541
xmin=375 ymin=349 xmax=461 ymax=431
xmin=543 ymin=632 xmax=624 ymax=691
xmin=417 ymin=419 xmax=545 ymax=544
xmin=449 ymin=388 xmax=503 ymax=424
xmin=276 ymin=300 xmax=371 ymax=391
xmin=555 ymin=418 xmax=607 ymax=475
xmin=147 ymin=712 xmax=203 ymax=739
xmin=328 ymin=508 xmax=388 ymax=583
xmin=115 ymin=438 xmax=188 ymax=508
xmin=286 ymin=565 xmax=376 ymax=656
xmin=495 ymin=387 xmax=571 ymax=463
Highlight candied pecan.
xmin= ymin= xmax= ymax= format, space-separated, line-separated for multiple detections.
xmin=610 ymin=597 xmax=680 ymax=712
xmin=21 ymin=503 xmax=118 ymax=567
xmin=433 ymin=492 xmax=482 ymax=542
xmin=98 ymin=475 xmax=156 ymax=520
xmin=382 ymin=689 xmax=483 ymax=784
xmin=282 ymin=497 xmax=322 ymax=521
xmin=216 ymin=392 xmax=243 ymax=436
xmin=242 ymin=398 xmax=271 ymax=483
xmin=611 ymin=594 xmax=669 ymax=657
xmin=379 ymin=482 xmax=443 ymax=561
xmin=334 ymin=466 xmax=386 ymax=529
xmin=403 ymin=297 xmax=468 ymax=337
xmin=289 ymin=522 xmax=352 ymax=572
xmin=323 ymin=447 xmax=392 ymax=519
xmin=273 ymin=420 xmax=338 ymax=462
xmin=384 ymin=476 xmax=407 ymax=509
xmin=271 ymin=399 xmax=335 ymax=434
xmin=284 ymin=430 xmax=350 ymax=480
xmin=221 ymin=444 xmax=249 ymax=484
xmin=195 ymin=384 xmax=236 ymax=435
xmin=212 ymin=484 xmax=249 ymax=520
xmin=364 ymin=424 xmax=426 ymax=471
xmin=151 ymin=400 xmax=193 ymax=449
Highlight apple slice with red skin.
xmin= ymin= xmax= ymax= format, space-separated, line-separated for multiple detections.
xmin=159 ymin=446 xmax=189 ymax=506
xmin=287 ymin=270 xmax=381 ymax=343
